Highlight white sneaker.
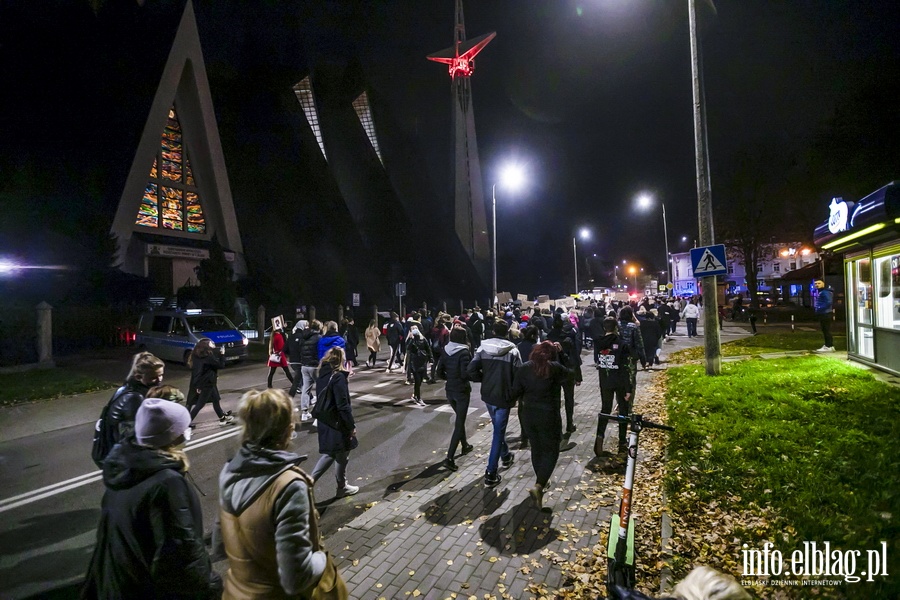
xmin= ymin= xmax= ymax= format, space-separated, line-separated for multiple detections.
xmin=814 ymin=345 xmax=836 ymax=353
xmin=414 ymin=397 xmax=426 ymax=407
xmin=300 ymin=411 xmax=312 ymax=422
xmin=219 ymin=413 xmax=235 ymax=426
xmin=337 ymin=485 xmax=359 ymax=497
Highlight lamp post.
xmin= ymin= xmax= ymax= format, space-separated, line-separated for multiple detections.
xmin=628 ymin=266 xmax=637 ymax=293
xmin=491 ymin=164 xmax=525 ymax=309
xmin=636 ymin=193 xmax=671 ymax=296
xmin=573 ymin=228 xmax=590 ymax=294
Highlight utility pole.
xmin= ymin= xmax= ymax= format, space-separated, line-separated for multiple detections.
xmin=689 ymin=0 xmax=721 ymax=375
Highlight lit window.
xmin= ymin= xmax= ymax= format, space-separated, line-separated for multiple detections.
xmin=293 ymin=77 xmax=326 ymax=160
xmin=136 ymin=106 xmax=206 ymax=233
xmin=352 ymin=91 xmax=383 ymax=165
xmin=874 ymin=254 xmax=900 ymax=330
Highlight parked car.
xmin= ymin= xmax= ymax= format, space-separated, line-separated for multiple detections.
xmin=135 ymin=309 xmax=248 ymax=365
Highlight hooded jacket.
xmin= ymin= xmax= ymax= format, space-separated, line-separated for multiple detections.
xmin=467 ymin=338 xmax=522 ymax=408
xmin=215 ymin=445 xmax=325 ymax=598
xmin=82 ymin=442 xmax=219 ymax=599
xmin=442 ymin=341 xmax=472 ymax=394
xmin=315 ymin=364 xmax=355 ymax=453
xmin=317 ymin=333 xmax=346 ymax=361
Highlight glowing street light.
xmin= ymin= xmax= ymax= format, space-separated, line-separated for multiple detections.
xmin=491 ymin=163 xmax=526 ymax=307
xmin=573 ymin=228 xmax=591 ymax=294
xmin=635 ymin=192 xmax=671 ymax=296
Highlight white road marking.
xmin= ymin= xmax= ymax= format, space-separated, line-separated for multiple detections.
xmin=373 ymin=382 xmax=392 ymax=388
xmin=0 ymin=428 xmax=242 ymax=514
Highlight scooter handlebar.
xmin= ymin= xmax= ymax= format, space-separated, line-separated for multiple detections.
xmin=598 ymin=412 xmax=674 ymax=432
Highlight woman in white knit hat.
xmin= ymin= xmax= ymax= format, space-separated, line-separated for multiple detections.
xmin=82 ymin=399 xmax=221 ymax=599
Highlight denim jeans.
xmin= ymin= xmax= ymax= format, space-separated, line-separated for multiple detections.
xmin=311 ymin=451 xmax=350 ymax=489
xmin=485 ymin=403 xmax=512 ymax=475
xmin=686 ymin=318 xmax=698 ymax=337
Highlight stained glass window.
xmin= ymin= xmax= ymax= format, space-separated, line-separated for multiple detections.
xmin=135 ymin=106 xmax=206 ymax=233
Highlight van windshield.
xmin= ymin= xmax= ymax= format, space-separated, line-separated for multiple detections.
xmin=187 ymin=314 xmax=237 ymax=333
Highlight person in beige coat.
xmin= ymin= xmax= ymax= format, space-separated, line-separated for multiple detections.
xmin=364 ymin=319 xmax=381 ymax=368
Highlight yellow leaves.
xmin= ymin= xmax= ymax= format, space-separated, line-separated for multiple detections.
xmin=488 ymin=556 xmax=499 ymax=563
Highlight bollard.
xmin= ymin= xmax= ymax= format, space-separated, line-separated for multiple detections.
xmin=764 ymin=312 xmax=767 ymax=325
xmin=309 ymin=305 xmax=316 ymax=322
xmin=257 ymin=305 xmax=266 ymax=342
xmin=459 ymin=299 xmax=464 ymax=315
xmin=373 ymin=305 xmax=378 ymax=326
xmin=338 ymin=305 xmax=344 ymax=324
xmin=36 ymin=301 xmax=54 ymax=365
xmin=442 ymin=301 xmax=447 ymax=314
xmin=791 ymin=314 xmax=794 ymax=332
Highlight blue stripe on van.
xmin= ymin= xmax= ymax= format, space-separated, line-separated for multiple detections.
xmin=205 ymin=330 xmax=244 ymax=344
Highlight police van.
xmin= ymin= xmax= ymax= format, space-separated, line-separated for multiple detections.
xmin=135 ymin=309 xmax=248 ymax=365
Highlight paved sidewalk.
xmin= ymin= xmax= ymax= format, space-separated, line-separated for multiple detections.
xmin=322 ymin=353 xmax=690 ymax=600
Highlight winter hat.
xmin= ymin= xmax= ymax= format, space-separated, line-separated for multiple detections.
xmin=135 ymin=398 xmax=191 ymax=448
xmin=293 ymin=320 xmax=308 ymax=333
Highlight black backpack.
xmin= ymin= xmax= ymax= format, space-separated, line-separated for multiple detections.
xmin=91 ymin=386 xmax=126 ymax=468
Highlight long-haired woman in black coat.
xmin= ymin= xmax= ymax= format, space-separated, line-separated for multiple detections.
xmin=311 ymin=347 xmax=359 ymax=498
xmin=511 ymin=341 xmax=571 ymax=510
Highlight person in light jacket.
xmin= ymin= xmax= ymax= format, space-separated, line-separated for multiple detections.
xmin=214 ymin=388 xmax=334 ymax=599
xmin=681 ymin=298 xmax=701 ymax=338
xmin=364 ymin=319 xmax=381 ymax=367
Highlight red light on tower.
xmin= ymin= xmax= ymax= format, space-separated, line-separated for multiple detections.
xmin=428 ymin=31 xmax=496 ymax=79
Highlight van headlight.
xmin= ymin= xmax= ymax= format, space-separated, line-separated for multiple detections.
xmin=242 ymin=336 xmax=249 ymax=346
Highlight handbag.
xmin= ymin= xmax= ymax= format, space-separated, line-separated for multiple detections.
xmin=311 ymin=374 xmax=343 ymax=431
xmin=269 ymin=351 xmax=281 ymax=363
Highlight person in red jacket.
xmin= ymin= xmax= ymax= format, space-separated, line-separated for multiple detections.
xmin=267 ymin=324 xmax=294 ymax=389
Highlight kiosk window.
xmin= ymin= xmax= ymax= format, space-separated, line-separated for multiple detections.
xmin=874 ymin=254 xmax=900 ymax=330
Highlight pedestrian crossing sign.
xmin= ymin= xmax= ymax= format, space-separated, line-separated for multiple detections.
xmin=690 ymin=244 xmax=728 ymax=277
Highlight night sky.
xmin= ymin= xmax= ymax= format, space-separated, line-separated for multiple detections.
xmin=3 ymin=0 xmax=899 ymax=301
xmin=354 ymin=0 xmax=899 ymax=294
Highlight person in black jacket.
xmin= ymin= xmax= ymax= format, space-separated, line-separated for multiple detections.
xmin=514 ymin=326 xmax=540 ymax=449
xmin=83 ymin=399 xmax=221 ymax=599
xmin=286 ymin=320 xmax=307 ymax=402
xmin=467 ymin=320 xmax=522 ymax=487
xmin=511 ymin=341 xmax=571 ymax=509
xmin=294 ymin=320 xmax=322 ymax=423
xmin=548 ymin=315 xmax=582 ymax=434
xmin=637 ymin=307 xmax=662 ymax=370
xmin=341 ymin=316 xmax=360 ymax=367
xmin=187 ymin=338 xmax=233 ymax=426
xmin=441 ymin=327 xmax=474 ymax=471
xmin=385 ymin=312 xmax=405 ymax=372
xmin=98 ymin=352 xmax=165 ymax=460
xmin=594 ymin=317 xmax=635 ymax=455
xmin=405 ymin=326 xmax=433 ymax=406
xmin=311 ymin=347 xmax=359 ymax=497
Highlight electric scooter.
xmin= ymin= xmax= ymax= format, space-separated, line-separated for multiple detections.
xmin=598 ymin=412 xmax=674 ymax=594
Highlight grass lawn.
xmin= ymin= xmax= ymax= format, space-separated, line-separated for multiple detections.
xmin=664 ymin=355 xmax=900 ymax=599
xmin=0 ymin=368 xmax=115 ymax=406
xmin=670 ymin=330 xmax=847 ymax=362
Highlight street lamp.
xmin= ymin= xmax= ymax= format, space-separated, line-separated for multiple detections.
xmin=491 ymin=164 xmax=525 ymax=308
xmin=628 ymin=266 xmax=637 ymax=292
xmin=636 ymin=192 xmax=671 ymax=296
xmin=573 ymin=227 xmax=590 ymax=294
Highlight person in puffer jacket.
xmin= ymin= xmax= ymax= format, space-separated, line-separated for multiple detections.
xmin=467 ymin=320 xmax=522 ymax=487
xmin=617 ymin=306 xmax=645 ymax=401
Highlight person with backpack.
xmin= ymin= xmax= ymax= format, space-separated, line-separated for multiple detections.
xmin=617 ymin=305 xmax=645 ymax=401
xmin=405 ymin=326 xmax=433 ymax=407
xmin=91 ymin=352 xmax=165 ymax=468
xmin=83 ymin=399 xmax=221 ymax=599
xmin=593 ymin=317 xmax=635 ymax=456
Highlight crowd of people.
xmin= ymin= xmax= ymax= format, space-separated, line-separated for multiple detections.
xmin=83 ymin=295 xmax=708 ymax=598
